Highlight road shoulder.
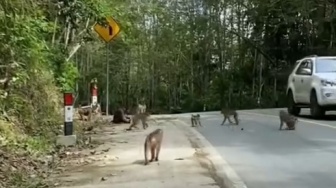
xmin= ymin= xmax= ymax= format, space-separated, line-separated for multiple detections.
xmin=176 ymin=118 xmax=248 ymax=188
xmin=52 ymin=117 xmax=222 ymax=188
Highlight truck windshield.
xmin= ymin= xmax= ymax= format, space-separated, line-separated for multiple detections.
xmin=315 ymin=58 xmax=336 ymax=73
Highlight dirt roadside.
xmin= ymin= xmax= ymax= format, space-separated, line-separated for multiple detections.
xmin=50 ymin=116 xmax=226 ymax=188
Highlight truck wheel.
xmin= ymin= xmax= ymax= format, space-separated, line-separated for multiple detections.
xmin=287 ymin=91 xmax=301 ymax=116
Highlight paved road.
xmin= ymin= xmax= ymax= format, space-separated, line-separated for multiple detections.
xmin=178 ymin=109 xmax=336 ymax=188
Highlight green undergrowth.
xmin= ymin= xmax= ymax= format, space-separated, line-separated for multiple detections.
xmin=0 ymin=120 xmax=54 ymax=154
xmin=0 ymin=1 xmax=87 ymax=187
xmin=0 ymin=67 xmax=64 ymax=187
xmin=0 ymin=121 xmax=59 ymax=188
xmin=1 ymin=68 xmax=63 ymax=148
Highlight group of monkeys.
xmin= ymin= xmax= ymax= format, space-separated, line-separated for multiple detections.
xmin=190 ymin=109 xmax=240 ymax=128
xmin=78 ymin=103 xmax=163 ymax=165
xmin=144 ymin=108 xmax=298 ymax=166
xmin=190 ymin=108 xmax=298 ymax=131
xmin=79 ymin=104 xmax=298 ymax=166
xmin=78 ymin=104 xmax=101 ymax=121
xmin=136 ymin=107 xmax=298 ymax=166
xmin=122 ymin=104 xmax=163 ymax=166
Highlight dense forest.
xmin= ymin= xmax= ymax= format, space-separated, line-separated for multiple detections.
xmin=0 ymin=0 xmax=336 ymax=186
xmin=76 ymin=0 xmax=336 ymax=113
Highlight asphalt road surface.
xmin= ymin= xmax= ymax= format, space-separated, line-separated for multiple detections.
xmin=178 ymin=108 xmax=336 ymax=188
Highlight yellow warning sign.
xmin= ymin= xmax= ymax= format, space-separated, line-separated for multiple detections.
xmin=94 ymin=17 xmax=121 ymax=43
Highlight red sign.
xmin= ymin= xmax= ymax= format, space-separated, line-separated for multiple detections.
xmin=91 ymin=83 xmax=98 ymax=96
xmin=64 ymin=93 xmax=73 ymax=106
xmin=92 ymin=88 xmax=98 ymax=96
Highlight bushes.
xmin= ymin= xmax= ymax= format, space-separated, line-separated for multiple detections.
xmin=0 ymin=3 xmax=72 ymax=187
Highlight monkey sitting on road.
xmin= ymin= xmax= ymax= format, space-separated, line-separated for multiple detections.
xmin=279 ymin=110 xmax=298 ymax=130
xmin=191 ymin=114 xmax=202 ymax=127
xmin=126 ymin=112 xmax=151 ymax=131
xmin=221 ymin=108 xmax=239 ymax=125
xmin=144 ymin=128 xmax=163 ymax=165
xmin=111 ymin=108 xmax=131 ymax=124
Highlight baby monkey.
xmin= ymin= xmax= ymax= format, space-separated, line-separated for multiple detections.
xmin=191 ymin=114 xmax=202 ymax=127
xmin=144 ymin=128 xmax=163 ymax=165
xmin=221 ymin=108 xmax=239 ymax=125
xmin=279 ymin=110 xmax=298 ymax=130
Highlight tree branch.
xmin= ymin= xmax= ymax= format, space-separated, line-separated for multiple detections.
xmin=227 ymin=29 xmax=275 ymax=64
xmin=51 ymin=16 xmax=58 ymax=46
xmin=66 ymin=41 xmax=83 ymax=62
xmin=0 ymin=62 xmax=19 ymax=69
xmin=64 ymin=19 xmax=72 ymax=48
xmin=65 ymin=18 xmax=92 ymax=62
xmin=74 ymin=18 xmax=90 ymax=41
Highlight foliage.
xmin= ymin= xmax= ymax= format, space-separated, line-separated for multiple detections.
xmin=56 ymin=60 xmax=80 ymax=92
xmin=0 ymin=0 xmax=121 ymax=187
xmin=74 ymin=0 xmax=336 ymax=113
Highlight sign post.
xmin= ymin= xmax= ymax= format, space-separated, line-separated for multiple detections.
xmin=90 ymin=78 xmax=98 ymax=106
xmin=56 ymin=92 xmax=77 ymax=146
xmin=64 ymin=92 xmax=74 ymax=135
xmin=106 ymin=44 xmax=109 ymax=115
xmin=94 ymin=16 xmax=121 ymax=116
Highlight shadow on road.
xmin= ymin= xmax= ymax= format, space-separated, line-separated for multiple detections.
xmin=132 ymin=159 xmax=145 ymax=165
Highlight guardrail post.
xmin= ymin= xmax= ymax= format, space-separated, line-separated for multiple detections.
xmin=91 ymin=78 xmax=98 ymax=106
xmin=64 ymin=92 xmax=74 ymax=135
xmin=57 ymin=92 xmax=77 ymax=146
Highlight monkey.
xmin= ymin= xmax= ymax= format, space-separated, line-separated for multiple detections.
xmin=221 ymin=108 xmax=239 ymax=125
xmin=111 ymin=108 xmax=131 ymax=124
xmin=191 ymin=114 xmax=202 ymax=127
xmin=191 ymin=114 xmax=197 ymax=127
xmin=285 ymin=120 xmax=297 ymax=130
xmin=78 ymin=105 xmax=92 ymax=121
xmin=126 ymin=112 xmax=151 ymax=131
xmin=123 ymin=107 xmax=131 ymax=116
xmin=137 ymin=104 xmax=147 ymax=114
xmin=279 ymin=110 xmax=298 ymax=130
xmin=82 ymin=115 xmax=90 ymax=121
xmin=78 ymin=103 xmax=103 ymax=121
xmin=92 ymin=103 xmax=101 ymax=114
xmin=144 ymin=128 xmax=163 ymax=165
